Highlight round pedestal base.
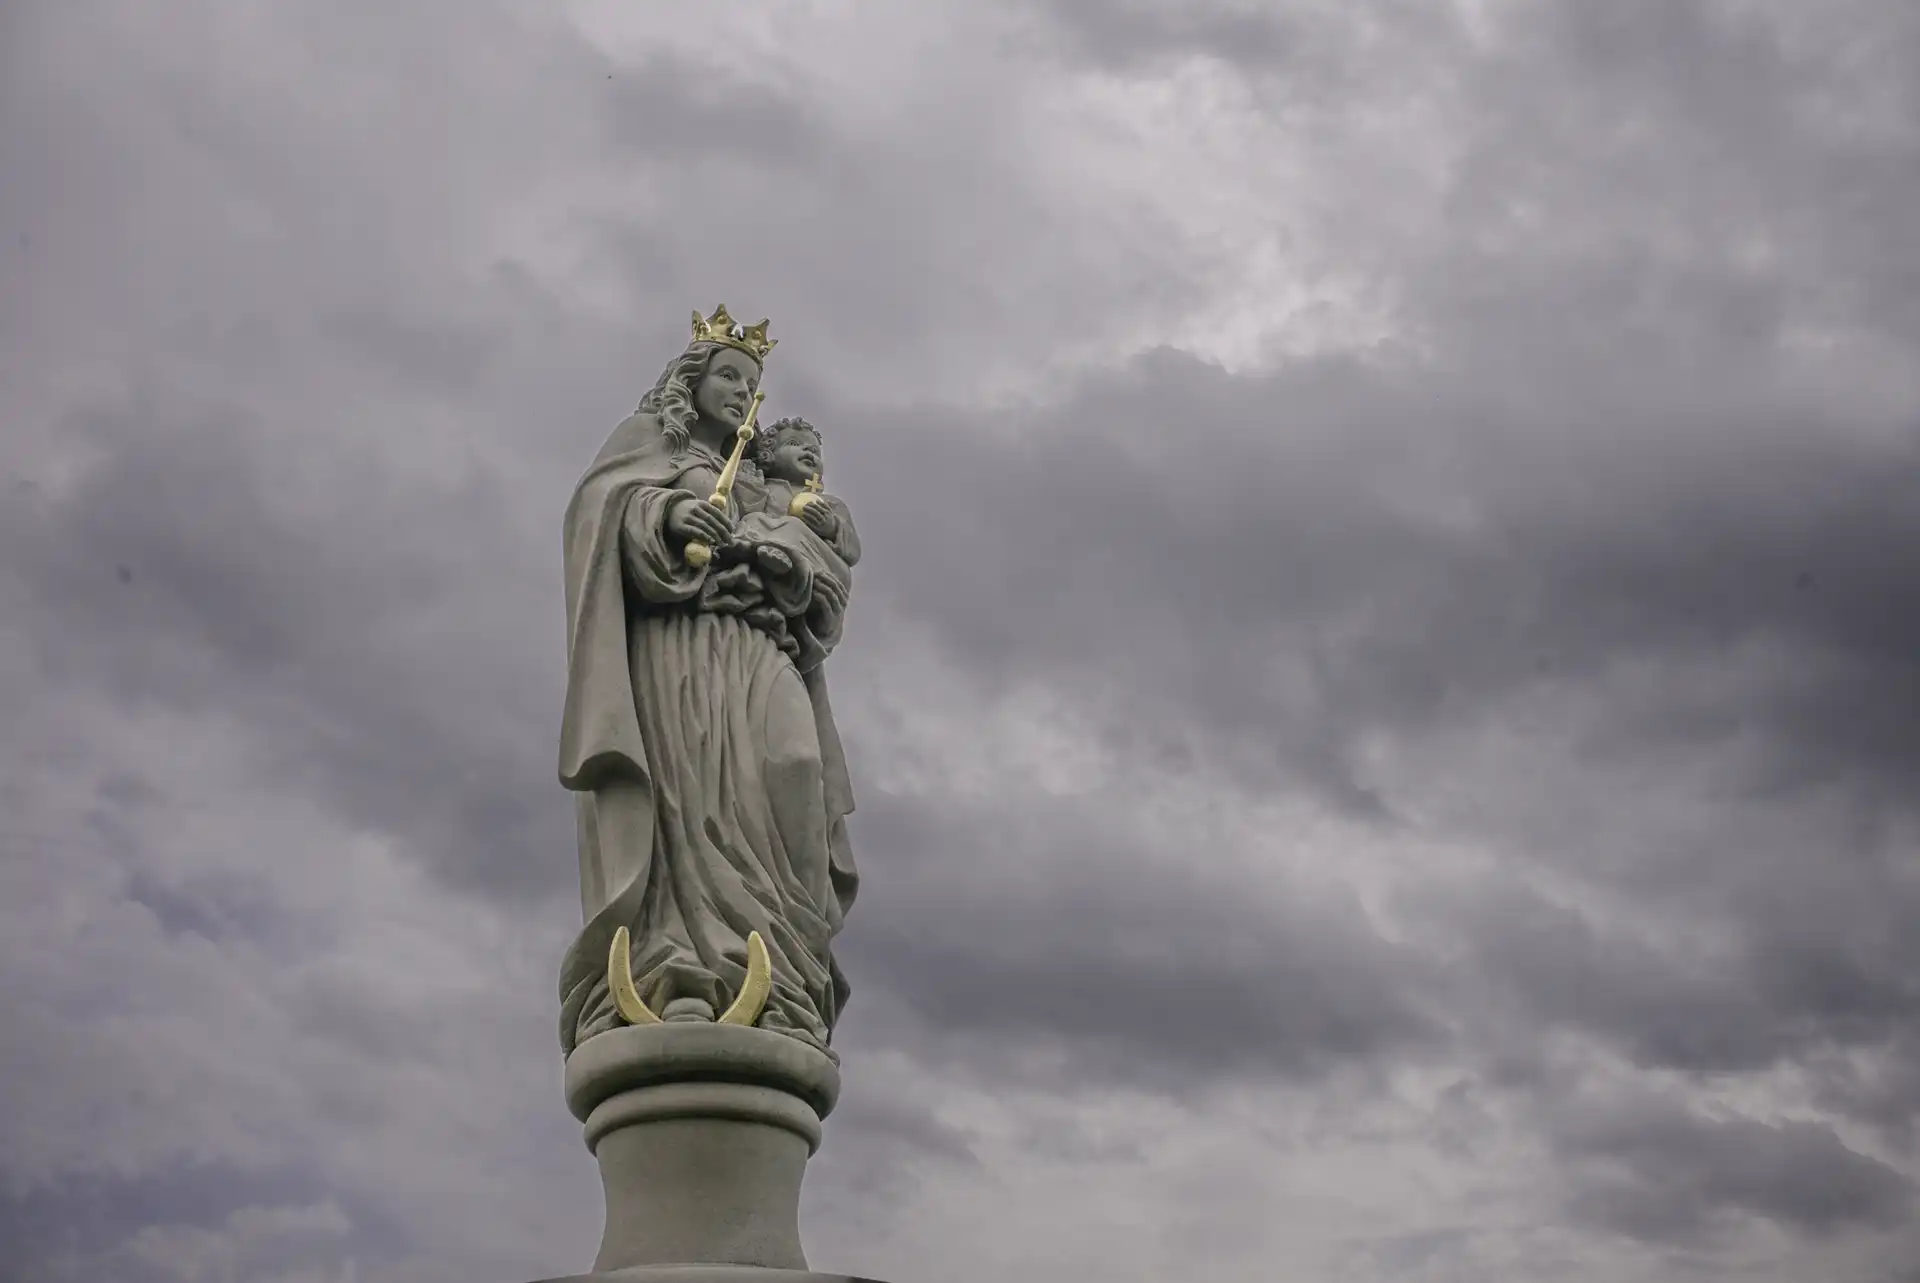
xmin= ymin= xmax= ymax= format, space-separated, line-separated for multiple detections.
xmin=563 ymin=1025 xmax=843 ymax=1274
xmin=531 ymin=1268 xmax=885 ymax=1283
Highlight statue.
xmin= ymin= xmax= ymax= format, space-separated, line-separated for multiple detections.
xmin=539 ymin=307 xmax=880 ymax=1282
xmin=754 ymin=415 xmax=862 ymax=571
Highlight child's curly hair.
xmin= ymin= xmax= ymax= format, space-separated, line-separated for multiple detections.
xmin=753 ymin=416 xmax=822 ymax=470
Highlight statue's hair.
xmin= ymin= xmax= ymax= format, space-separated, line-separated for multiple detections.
xmin=636 ymin=340 xmax=751 ymax=454
xmin=753 ymin=416 xmax=820 ymax=469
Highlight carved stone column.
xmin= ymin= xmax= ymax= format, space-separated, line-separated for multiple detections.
xmin=528 ymin=1023 xmax=878 ymax=1282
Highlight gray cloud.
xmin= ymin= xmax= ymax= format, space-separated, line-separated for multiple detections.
xmin=0 ymin=1163 xmax=411 ymax=1283
xmin=838 ymin=789 xmax=1445 ymax=1095
xmin=832 ymin=349 xmax=1920 ymax=829
xmin=1550 ymin=1094 xmax=1915 ymax=1247
xmin=4 ymin=396 xmax=571 ymax=901
xmin=5 ymin=0 xmax=1920 ymax=1281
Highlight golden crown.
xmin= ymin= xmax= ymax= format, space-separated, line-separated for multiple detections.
xmin=690 ymin=304 xmax=776 ymax=362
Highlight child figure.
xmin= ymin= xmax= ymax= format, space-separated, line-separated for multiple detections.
xmin=753 ymin=416 xmax=861 ymax=568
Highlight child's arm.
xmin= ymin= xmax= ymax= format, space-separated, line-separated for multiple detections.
xmin=798 ymin=493 xmax=860 ymax=566
xmin=824 ymin=495 xmax=860 ymax=566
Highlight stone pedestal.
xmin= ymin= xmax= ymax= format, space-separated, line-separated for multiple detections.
xmin=532 ymin=1269 xmax=883 ymax=1283
xmin=553 ymin=1024 xmax=859 ymax=1278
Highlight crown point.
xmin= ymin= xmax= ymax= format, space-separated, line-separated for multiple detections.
xmin=691 ymin=303 xmax=777 ymax=362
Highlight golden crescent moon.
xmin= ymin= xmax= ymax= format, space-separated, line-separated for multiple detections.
xmin=608 ymin=925 xmax=661 ymax=1025
xmin=717 ymin=930 xmax=773 ymax=1027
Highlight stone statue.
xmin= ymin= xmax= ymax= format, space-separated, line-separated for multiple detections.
xmin=753 ymin=416 xmax=862 ymax=571
xmin=539 ymin=307 xmax=881 ymax=1282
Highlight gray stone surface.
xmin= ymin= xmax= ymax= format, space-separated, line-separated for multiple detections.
xmin=566 ymin=1024 xmax=841 ymax=1127
xmin=541 ymin=311 xmax=875 ymax=1279
xmin=566 ymin=1026 xmax=842 ymax=1273
xmin=531 ymin=1268 xmax=886 ymax=1282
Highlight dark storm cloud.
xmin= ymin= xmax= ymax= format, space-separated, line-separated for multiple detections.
xmin=821 ymin=343 xmax=1920 ymax=1139
xmin=1435 ymin=870 xmax=1920 ymax=1084
xmin=6 ymin=0 xmax=1920 ymax=1279
xmin=1810 ymin=1030 xmax=1920 ymax=1150
xmin=836 ymin=788 xmax=1444 ymax=1095
xmin=1548 ymin=1094 xmax=1914 ymax=1246
xmin=806 ymin=1071 xmax=982 ymax=1225
xmin=2 ymin=394 xmax=573 ymax=900
xmin=1036 ymin=0 xmax=1470 ymax=89
xmin=599 ymin=56 xmax=831 ymax=169
xmin=0 ymin=1161 xmax=408 ymax=1283
xmin=1037 ymin=0 xmax=1310 ymax=71
xmin=776 ymin=0 xmax=1920 ymax=1187
xmin=829 ymin=349 xmax=1920 ymax=819
xmin=0 ymin=1163 xmax=305 ymax=1272
xmin=582 ymin=43 xmax=1221 ymax=412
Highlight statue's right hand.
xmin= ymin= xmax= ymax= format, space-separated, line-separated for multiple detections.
xmin=666 ymin=496 xmax=734 ymax=548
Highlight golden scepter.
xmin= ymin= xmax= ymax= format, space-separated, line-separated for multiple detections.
xmin=683 ymin=389 xmax=765 ymax=568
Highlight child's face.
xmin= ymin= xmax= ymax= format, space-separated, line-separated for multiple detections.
xmin=766 ymin=427 xmax=822 ymax=484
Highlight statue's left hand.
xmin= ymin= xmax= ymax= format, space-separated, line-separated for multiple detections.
xmin=810 ymin=574 xmax=849 ymax=615
xmin=800 ymin=502 xmax=839 ymax=538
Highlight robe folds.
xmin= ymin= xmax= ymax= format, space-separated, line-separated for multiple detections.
xmin=556 ymin=410 xmax=858 ymax=1057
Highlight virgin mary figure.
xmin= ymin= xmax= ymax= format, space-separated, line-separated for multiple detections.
xmin=556 ymin=307 xmax=858 ymax=1058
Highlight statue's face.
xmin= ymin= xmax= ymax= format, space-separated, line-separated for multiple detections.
xmin=765 ymin=426 xmax=821 ymax=483
xmin=694 ymin=347 xmax=762 ymax=429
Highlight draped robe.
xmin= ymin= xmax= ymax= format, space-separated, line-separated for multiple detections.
xmin=556 ymin=410 xmax=858 ymax=1057
xmin=762 ymin=476 xmax=862 ymax=569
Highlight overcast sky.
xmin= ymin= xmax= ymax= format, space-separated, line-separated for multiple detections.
xmin=4 ymin=2 xmax=1919 ymax=1281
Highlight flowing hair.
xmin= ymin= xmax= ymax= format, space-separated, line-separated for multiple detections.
xmin=636 ymin=340 xmax=731 ymax=454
